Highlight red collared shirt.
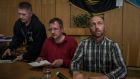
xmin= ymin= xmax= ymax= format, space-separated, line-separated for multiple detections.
xmin=40 ymin=35 xmax=77 ymax=67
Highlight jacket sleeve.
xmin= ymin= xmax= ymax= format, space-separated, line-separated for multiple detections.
xmin=23 ymin=24 xmax=47 ymax=61
xmin=106 ymin=43 xmax=127 ymax=79
xmin=8 ymin=21 xmax=24 ymax=51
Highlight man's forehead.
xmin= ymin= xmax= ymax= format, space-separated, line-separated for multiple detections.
xmin=50 ymin=21 xmax=60 ymax=27
xmin=90 ymin=16 xmax=103 ymax=22
xmin=18 ymin=8 xmax=31 ymax=13
xmin=50 ymin=21 xmax=59 ymax=25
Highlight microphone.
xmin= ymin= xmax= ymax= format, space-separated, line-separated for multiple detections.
xmin=56 ymin=72 xmax=68 ymax=79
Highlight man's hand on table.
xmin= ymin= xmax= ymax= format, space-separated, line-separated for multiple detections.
xmin=72 ymin=71 xmax=109 ymax=79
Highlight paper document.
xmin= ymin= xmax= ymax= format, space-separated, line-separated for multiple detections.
xmin=0 ymin=60 xmax=13 ymax=63
xmin=28 ymin=60 xmax=51 ymax=67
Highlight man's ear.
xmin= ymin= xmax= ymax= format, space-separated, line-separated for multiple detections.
xmin=31 ymin=12 xmax=33 ymax=16
xmin=60 ymin=27 xmax=64 ymax=32
xmin=29 ymin=11 xmax=32 ymax=16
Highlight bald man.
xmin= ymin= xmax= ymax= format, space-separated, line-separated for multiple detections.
xmin=71 ymin=16 xmax=127 ymax=79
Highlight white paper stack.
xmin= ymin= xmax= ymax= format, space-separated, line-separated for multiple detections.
xmin=28 ymin=60 xmax=51 ymax=67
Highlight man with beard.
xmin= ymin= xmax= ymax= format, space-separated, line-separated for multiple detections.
xmin=71 ymin=16 xmax=127 ymax=79
xmin=2 ymin=2 xmax=46 ymax=62
xmin=36 ymin=17 xmax=77 ymax=68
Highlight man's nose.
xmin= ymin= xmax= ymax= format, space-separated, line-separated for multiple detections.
xmin=95 ymin=24 xmax=99 ymax=29
xmin=19 ymin=15 xmax=23 ymax=19
xmin=51 ymin=30 xmax=55 ymax=33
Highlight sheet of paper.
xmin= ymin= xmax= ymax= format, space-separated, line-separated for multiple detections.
xmin=0 ymin=60 xmax=13 ymax=63
xmin=28 ymin=60 xmax=51 ymax=67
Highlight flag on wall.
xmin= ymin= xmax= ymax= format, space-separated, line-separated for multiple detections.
xmin=127 ymin=0 xmax=140 ymax=8
xmin=69 ymin=0 xmax=122 ymax=13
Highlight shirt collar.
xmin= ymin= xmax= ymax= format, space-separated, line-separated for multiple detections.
xmin=91 ymin=36 xmax=106 ymax=46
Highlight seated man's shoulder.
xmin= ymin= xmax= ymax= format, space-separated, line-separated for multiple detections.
xmin=32 ymin=22 xmax=45 ymax=30
xmin=105 ymin=37 xmax=114 ymax=42
xmin=66 ymin=36 xmax=76 ymax=41
xmin=46 ymin=37 xmax=52 ymax=42
xmin=42 ymin=37 xmax=52 ymax=45
xmin=104 ymin=37 xmax=119 ymax=46
xmin=31 ymin=15 xmax=45 ymax=28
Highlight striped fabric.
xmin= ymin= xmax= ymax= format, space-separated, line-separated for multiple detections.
xmin=71 ymin=37 xmax=127 ymax=79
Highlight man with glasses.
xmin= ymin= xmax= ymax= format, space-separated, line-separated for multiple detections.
xmin=36 ymin=17 xmax=77 ymax=68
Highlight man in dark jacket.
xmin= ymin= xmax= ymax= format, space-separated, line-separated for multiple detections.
xmin=2 ymin=2 xmax=47 ymax=62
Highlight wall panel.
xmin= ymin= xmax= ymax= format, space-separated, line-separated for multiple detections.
xmin=123 ymin=2 xmax=140 ymax=67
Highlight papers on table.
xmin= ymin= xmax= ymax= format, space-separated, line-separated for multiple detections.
xmin=0 ymin=60 xmax=13 ymax=63
xmin=0 ymin=35 xmax=12 ymax=42
xmin=28 ymin=60 xmax=51 ymax=67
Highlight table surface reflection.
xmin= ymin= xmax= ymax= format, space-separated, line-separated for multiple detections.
xmin=0 ymin=61 xmax=103 ymax=79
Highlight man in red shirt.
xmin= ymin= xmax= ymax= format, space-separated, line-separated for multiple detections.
xmin=36 ymin=17 xmax=77 ymax=68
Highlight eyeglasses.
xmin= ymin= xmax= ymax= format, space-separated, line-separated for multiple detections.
xmin=48 ymin=28 xmax=60 ymax=32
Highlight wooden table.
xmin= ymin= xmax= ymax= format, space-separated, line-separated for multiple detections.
xmin=0 ymin=62 xmax=72 ymax=79
xmin=0 ymin=62 xmax=103 ymax=79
